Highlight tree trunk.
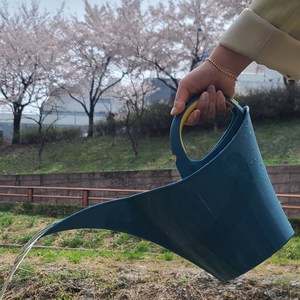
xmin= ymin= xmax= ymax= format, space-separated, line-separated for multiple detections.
xmin=128 ymin=128 xmax=138 ymax=159
xmin=125 ymin=113 xmax=139 ymax=159
xmin=87 ymin=109 xmax=94 ymax=138
xmin=37 ymin=125 xmax=44 ymax=169
xmin=12 ymin=109 xmax=22 ymax=144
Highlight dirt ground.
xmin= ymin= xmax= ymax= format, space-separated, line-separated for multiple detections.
xmin=1 ymin=253 xmax=299 ymax=300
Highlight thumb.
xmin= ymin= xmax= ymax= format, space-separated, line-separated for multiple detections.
xmin=171 ymin=87 xmax=190 ymax=115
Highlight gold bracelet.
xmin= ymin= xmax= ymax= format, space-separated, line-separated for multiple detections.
xmin=206 ymin=58 xmax=238 ymax=81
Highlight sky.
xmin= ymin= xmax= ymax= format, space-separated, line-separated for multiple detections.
xmin=36 ymin=0 xmax=119 ymax=16
xmin=6 ymin=0 xmax=117 ymax=17
xmin=6 ymin=0 xmax=162 ymax=17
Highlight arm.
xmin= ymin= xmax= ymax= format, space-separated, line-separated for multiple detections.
xmin=172 ymin=0 xmax=300 ymax=124
xmin=221 ymin=0 xmax=300 ymax=80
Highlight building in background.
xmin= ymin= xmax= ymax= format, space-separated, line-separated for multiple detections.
xmin=44 ymin=88 xmax=120 ymax=129
xmin=145 ymin=78 xmax=176 ymax=105
xmin=0 ymin=87 xmax=121 ymax=140
xmin=236 ymin=62 xmax=284 ymax=94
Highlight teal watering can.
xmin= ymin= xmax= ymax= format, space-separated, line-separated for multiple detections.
xmin=42 ymin=97 xmax=294 ymax=282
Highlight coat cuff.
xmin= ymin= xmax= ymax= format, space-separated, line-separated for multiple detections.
xmin=219 ymin=8 xmax=300 ymax=80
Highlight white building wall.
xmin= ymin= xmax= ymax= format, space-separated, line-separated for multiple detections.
xmin=236 ymin=62 xmax=284 ymax=94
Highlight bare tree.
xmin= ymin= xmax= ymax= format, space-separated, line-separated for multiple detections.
xmin=24 ymin=99 xmax=60 ymax=169
xmin=0 ymin=1 xmax=64 ymax=144
xmin=114 ymin=73 xmax=157 ymax=158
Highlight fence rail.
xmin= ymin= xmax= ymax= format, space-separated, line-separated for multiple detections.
xmin=276 ymin=194 xmax=300 ymax=211
xmin=0 ymin=185 xmax=299 ymax=210
xmin=0 ymin=185 xmax=148 ymax=207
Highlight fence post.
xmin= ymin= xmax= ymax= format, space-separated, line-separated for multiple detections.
xmin=82 ymin=190 xmax=89 ymax=207
xmin=27 ymin=188 xmax=33 ymax=203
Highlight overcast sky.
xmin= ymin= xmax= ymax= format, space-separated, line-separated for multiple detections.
xmin=6 ymin=0 xmax=162 ymax=17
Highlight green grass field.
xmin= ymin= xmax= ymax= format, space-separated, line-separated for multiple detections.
xmin=0 ymin=211 xmax=299 ymax=266
xmin=0 ymin=118 xmax=299 ymax=175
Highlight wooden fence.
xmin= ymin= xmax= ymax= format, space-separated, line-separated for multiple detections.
xmin=0 ymin=186 xmax=299 ymax=213
xmin=0 ymin=185 xmax=148 ymax=207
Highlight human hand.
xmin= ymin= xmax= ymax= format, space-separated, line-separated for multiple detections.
xmin=171 ymin=60 xmax=236 ymax=125
xmin=170 ymin=45 xmax=252 ymax=125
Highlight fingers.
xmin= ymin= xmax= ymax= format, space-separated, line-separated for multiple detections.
xmin=185 ymin=86 xmax=227 ymax=126
xmin=199 ymin=85 xmax=217 ymax=121
xmin=185 ymin=109 xmax=201 ymax=126
xmin=216 ymin=90 xmax=227 ymax=115
xmin=185 ymin=92 xmax=208 ymax=126
xmin=206 ymin=85 xmax=217 ymax=120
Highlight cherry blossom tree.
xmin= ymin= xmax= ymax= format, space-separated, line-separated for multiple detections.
xmin=112 ymin=0 xmax=156 ymax=86
xmin=0 ymin=1 xmax=64 ymax=144
xmin=145 ymin=0 xmax=250 ymax=91
xmin=115 ymin=0 xmax=249 ymax=92
xmin=0 ymin=0 xmax=251 ymax=146
xmin=57 ymin=1 xmax=126 ymax=138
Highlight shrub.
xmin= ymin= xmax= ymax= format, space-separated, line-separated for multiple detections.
xmin=20 ymin=127 xmax=82 ymax=144
xmin=94 ymin=119 xmax=125 ymax=137
xmin=20 ymin=128 xmax=41 ymax=144
xmin=237 ymin=86 xmax=300 ymax=121
xmin=95 ymin=102 xmax=173 ymax=138
xmin=46 ymin=127 xmax=82 ymax=142
xmin=140 ymin=101 xmax=173 ymax=136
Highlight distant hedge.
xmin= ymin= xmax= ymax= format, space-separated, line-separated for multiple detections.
xmin=237 ymin=86 xmax=300 ymax=121
xmin=95 ymin=86 xmax=300 ymax=138
xmin=20 ymin=127 xmax=82 ymax=144
xmin=95 ymin=101 xmax=173 ymax=138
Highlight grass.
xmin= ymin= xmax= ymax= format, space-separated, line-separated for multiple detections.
xmin=0 ymin=118 xmax=300 ymax=175
xmin=254 ymin=119 xmax=300 ymax=165
xmin=0 ymin=211 xmax=299 ymax=265
xmin=0 ymin=211 xmax=174 ymax=262
xmin=0 ymin=211 xmax=299 ymax=299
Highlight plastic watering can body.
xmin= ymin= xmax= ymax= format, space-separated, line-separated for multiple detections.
xmin=43 ymin=97 xmax=294 ymax=282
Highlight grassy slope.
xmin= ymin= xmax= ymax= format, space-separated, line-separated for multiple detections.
xmin=0 ymin=118 xmax=299 ymax=175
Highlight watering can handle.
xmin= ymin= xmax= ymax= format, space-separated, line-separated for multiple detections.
xmin=170 ymin=95 xmax=244 ymax=178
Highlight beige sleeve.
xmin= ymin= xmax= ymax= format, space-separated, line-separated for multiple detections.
xmin=219 ymin=0 xmax=300 ymax=80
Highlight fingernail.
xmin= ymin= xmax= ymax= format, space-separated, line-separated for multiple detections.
xmin=193 ymin=110 xmax=201 ymax=123
xmin=203 ymin=93 xmax=208 ymax=102
xmin=170 ymin=107 xmax=177 ymax=115
xmin=208 ymin=85 xmax=216 ymax=93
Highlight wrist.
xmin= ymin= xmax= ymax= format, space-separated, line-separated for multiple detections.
xmin=205 ymin=58 xmax=238 ymax=81
xmin=209 ymin=45 xmax=252 ymax=78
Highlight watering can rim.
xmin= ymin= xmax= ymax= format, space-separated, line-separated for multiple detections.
xmin=170 ymin=96 xmax=249 ymax=178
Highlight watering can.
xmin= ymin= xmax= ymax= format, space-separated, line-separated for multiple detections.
xmin=42 ymin=96 xmax=294 ymax=282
